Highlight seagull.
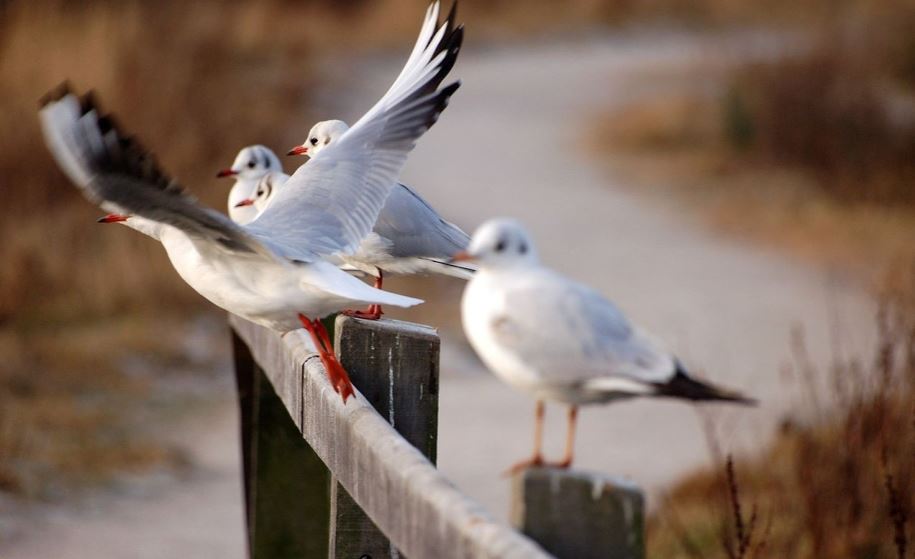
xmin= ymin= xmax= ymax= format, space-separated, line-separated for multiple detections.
xmin=284 ymin=119 xmax=474 ymax=319
xmin=454 ymin=218 xmax=755 ymax=472
xmin=216 ymin=145 xmax=285 ymax=225
xmin=39 ymin=0 xmax=463 ymax=404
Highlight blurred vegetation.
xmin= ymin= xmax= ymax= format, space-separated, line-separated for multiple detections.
xmin=649 ymin=269 xmax=915 ymax=559
xmin=592 ymin=0 xmax=915 ymax=283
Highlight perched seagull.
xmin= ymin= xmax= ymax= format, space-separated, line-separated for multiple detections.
xmin=216 ymin=145 xmax=284 ymax=225
xmin=39 ymin=0 xmax=463 ymax=403
xmin=455 ymin=218 xmax=755 ymax=472
xmin=285 ymin=119 xmax=474 ymax=319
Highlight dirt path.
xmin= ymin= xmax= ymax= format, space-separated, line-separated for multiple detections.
xmin=1 ymin=31 xmax=876 ymax=556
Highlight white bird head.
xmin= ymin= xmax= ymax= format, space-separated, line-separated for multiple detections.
xmin=287 ymin=120 xmax=350 ymax=158
xmin=456 ymin=218 xmax=538 ymax=268
xmin=232 ymin=174 xmax=279 ymax=214
xmin=217 ymin=145 xmax=282 ymax=181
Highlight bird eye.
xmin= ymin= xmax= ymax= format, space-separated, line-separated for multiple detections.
xmin=247 ymin=160 xmax=256 ymax=168
xmin=495 ymin=240 xmax=507 ymax=252
xmin=256 ymin=190 xmax=264 ymax=196
xmin=310 ymin=137 xmax=318 ymax=146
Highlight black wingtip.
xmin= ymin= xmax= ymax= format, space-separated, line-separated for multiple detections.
xmin=654 ymin=364 xmax=757 ymax=406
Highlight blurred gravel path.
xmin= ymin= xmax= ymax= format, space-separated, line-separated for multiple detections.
xmin=1 ymin=31 xmax=875 ymax=556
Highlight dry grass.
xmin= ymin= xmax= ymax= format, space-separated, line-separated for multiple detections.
xmin=589 ymin=0 xmax=915 ymax=284
xmin=649 ymin=274 xmax=915 ymax=559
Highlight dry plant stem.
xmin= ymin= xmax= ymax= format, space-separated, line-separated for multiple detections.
xmin=881 ymin=450 xmax=909 ymax=559
xmin=721 ymin=455 xmax=759 ymax=559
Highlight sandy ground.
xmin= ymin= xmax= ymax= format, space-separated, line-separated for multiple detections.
xmin=1 ymin=31 xmax=876 ymax=556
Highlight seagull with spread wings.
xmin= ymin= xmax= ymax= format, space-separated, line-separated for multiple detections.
xmin=38 ymin=1 xmax=463 ymax=404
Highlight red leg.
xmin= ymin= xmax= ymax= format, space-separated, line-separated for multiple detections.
xmin=552 ymin=406 xmax=578 ymax=469
xmin=297 ymin=314 xmax=355 ymax=403
xmin=504 ymin=401 xmax=546 ymax=476
xmin=342 ymin=269 xmax=384 ymax=320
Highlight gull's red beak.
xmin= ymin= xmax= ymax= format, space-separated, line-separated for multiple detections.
xmin=97 ymin=213 xmax=129 ymax=223
xmin=451 ymin=250 xmax=474 ymax=262
xmin=234 ymin=198 xmax=255 ymax=208
xmin=216 ymin=168 xmax=237 ymax=178
xmin=286 ymin=145 xmax=309 ymax=156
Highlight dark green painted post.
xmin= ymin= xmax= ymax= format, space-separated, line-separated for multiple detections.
xmin=232 ymin=332 xmax=331 ymax=558
xmin=511 ymin=468 xmax=645 ymax=559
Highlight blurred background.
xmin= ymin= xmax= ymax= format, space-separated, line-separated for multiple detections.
xmin=1 ymin=0 xmax=913 ymax=557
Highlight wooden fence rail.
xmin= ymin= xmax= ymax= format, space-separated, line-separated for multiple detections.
xmin=230 ymin=314 xmax=644 ymax=559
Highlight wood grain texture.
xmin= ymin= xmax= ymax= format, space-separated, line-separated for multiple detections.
xmin=511 ymin=468 xmax=645 ymax=559
xmin=230 ymin=315 xmax=551 ymax=559
xmin=329 ymin=315 xmax=441 ymax=558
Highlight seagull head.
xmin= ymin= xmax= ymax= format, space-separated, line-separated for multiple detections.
xmin=453 ymin=218 xmax=538 ymax=268
xmin=287 ymin=120 xmax=350 ymax=158
xmin=218 ymin=145 xmax=282 ymax=180
xmin=233 ymin=174 xmax=276 ymax=213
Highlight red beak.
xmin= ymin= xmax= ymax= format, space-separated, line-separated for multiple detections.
xmin=234 ymin=199 xmax=255 ymax=208
xmin=216 ymin=168 xmax=238 ymax=178
xmin=286 ymin=145 xmax=309 ymax=156
xmin=451 ymin=250 xmax=473 ymax=262
xmin=97 ymin=213 xmax=129 ymax=223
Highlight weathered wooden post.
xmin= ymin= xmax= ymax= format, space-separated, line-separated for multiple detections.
xmin=329 ymin=315 xmax=440 ymax=559
xmin=231 ymin=330 xmax=331 ymax=558
xmin=233 ymin=316 xmax=439 ymax=559
xmin=511 ymin=468 xmax=645 ymax=559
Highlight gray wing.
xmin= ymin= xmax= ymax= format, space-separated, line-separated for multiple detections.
xmin=373 ymin=183 xmax=470 ymax=258
xmin=247 ymin=3 xmax=463 ymax=262
xmin=494 ymin=270 xmax=676 ymax=386
xmin=39 ymin=85 xmax=273 ymax=258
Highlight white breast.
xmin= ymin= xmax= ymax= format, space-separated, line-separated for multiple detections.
xmin=461 ymin=270 xmax=544 ymax=393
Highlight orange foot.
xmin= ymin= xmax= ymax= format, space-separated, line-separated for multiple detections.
xmin=298 ymin=313 xmax=355 ymax=403
xmin=343 ymin=304 xmax=383 ymax=320
xmin=318 ymin=351 xmax=355 ymax=403
xmin=503 ymin=454 xmax=546 ymax=477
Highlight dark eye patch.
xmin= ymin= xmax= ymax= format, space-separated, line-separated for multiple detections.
xmin=518 ymin=242 xmax=528 ymax=255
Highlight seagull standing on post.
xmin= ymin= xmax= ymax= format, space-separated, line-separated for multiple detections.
xmin=455 ymin=218 xmax=755 ymax=472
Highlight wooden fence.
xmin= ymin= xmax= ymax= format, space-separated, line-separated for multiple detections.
xmin=230 ymin=314 xmax=645 ymax=559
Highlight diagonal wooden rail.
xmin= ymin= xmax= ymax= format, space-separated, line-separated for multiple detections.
xmin=230 ymin=314 xmax=552 ymax=559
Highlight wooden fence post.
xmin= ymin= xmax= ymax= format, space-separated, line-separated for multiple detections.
xmin=329 ymin=315 xmax=440 ymax=559
xmin=232 ymin=331 xmax=331 ymax=558
xmin=511 ymin=468 xmax=645 ymax=559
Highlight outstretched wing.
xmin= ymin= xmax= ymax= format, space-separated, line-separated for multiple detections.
xmin=247 ymin=1 xmax=463 ymax=261
xmin=39 ymin=85 xmax=273 ymax=257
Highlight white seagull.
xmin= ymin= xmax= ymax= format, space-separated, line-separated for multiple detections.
xmin=39 ymin=0 xmax=463 ymax=403
xmin=216 ymin=145 xmax=284 ymax=225
xmin=228 ymin=138 xmax=474 ymax=320
xmin=455 ymin=218 xmax=755 ymax=472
